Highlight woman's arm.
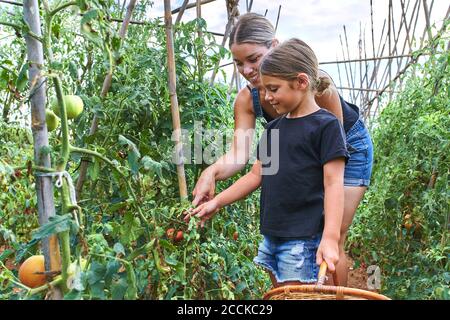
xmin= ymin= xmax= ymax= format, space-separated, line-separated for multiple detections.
xmin=192 ymin=88 xmax=257 ymax=206
xmin=186 ymin=161 xmax=262 ymax=227
xmin=315 ymin=70 xmax=344 ymax=125
xmin=316 ymin=157 xmax=345 ymax=272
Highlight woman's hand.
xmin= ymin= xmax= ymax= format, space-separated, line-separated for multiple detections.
xmin=192 ymin=168 xmax=216 ymax=207
xmin=316 ymin=236 xmax=340 ymax=273
xmin=184 ymin=198 xmax=221 ymax=228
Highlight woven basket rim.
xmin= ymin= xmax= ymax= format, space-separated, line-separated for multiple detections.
xmin=263 ymin=284 xmax=391 ymax=300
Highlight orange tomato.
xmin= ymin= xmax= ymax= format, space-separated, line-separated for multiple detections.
xmin=18 ymin=255 xmax=47 ymax=288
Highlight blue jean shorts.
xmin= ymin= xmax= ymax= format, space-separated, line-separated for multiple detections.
xmin=253 ymin=234 xmax=322 ymax=284
xmin=344 ymin=118 xmax=374 ymax=187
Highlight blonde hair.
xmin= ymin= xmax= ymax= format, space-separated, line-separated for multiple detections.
xmin=229 ymin=13 xmax=275 ymax=49
xmin=260 ymin=38 xmax=331 ymax=96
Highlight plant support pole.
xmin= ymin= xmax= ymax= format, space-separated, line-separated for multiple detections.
xmin=75 ymin=0 xmax=137 ymax=198
xmin=164 ymin=0 xmax=188 ymax=199
xmin=23 ymin=0 xmax=62 ymax=299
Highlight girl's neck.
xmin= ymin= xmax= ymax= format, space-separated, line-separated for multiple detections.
xmin=287 ymin=94 xmax=320 ymax=118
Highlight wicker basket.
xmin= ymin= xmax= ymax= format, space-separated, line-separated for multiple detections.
xmin=263 ymin=262 xmax=390 ymax=300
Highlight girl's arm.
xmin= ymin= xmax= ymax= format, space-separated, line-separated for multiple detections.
xmin=316 ymin=157 xmax=345 ymax=272
xmin=186 ymin=160 xmax=262 ymax=227
xmin=315 ymin=71 xmax=344 ymax=125
xmin=192 ymin=88 xmax=257 ymax=206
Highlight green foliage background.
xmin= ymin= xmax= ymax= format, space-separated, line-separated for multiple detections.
xmin=347 ymin=35 xmax=449 ymax=300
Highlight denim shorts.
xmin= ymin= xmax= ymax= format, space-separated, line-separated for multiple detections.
xmin=344 ymin=118 xmax=374 ymax=187
xmin=253 ymin=234 xmax=322 ymax=284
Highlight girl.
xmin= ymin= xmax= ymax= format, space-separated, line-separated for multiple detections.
xmin=186 ymin=38 xmax=348 ymax=287
xmin=192 ymin=13 xmax=373 ymax=286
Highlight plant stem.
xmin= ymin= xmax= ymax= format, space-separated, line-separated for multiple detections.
xmin=27 ymin=275 xmax=63 ymax=296
xmin=49 ymin=1 xmax=78 ymax=17
xmin=0 ymin=21 xmax=21 ymax=29
xmin=69 ymin=146 xmax=150 ymax=229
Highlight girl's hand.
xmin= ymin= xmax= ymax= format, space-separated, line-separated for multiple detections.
xmin=184 ymin=198 xmax=221 ymax=228
xmin=192 ymin=169 xmax=216 ymax=207
xmin=316 ymin=237 xmax=339 ymax=272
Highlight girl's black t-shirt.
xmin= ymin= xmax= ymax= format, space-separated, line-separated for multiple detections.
xmin=256 ymin=109 xmax=349 ymax=239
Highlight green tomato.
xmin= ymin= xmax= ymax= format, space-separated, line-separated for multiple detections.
xmin=45 ymin=109 xmax=60 ymax=132
xmin=51 ymin=95 xmax=84 ymax=119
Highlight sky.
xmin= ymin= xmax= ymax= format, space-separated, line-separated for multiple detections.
xmin=149 ymin=0 xmax=449 ymax=93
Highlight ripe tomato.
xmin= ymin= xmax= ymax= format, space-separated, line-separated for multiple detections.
xmin=18 ymin=255 xmax=46 ymax=288
xmin=174 ymin=231 xmax=183 ymax=242
xmin=166 ymin=228 xmax=175 ymax=239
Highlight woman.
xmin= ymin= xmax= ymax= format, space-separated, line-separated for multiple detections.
xmin=192 ymin=13 xmax=373 ymax=286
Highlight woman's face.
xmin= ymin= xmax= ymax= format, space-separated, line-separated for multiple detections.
xmin=231 ymin=42 xmax=272 ymax=87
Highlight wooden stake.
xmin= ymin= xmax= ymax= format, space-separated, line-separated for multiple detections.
xmin=23 ymin=0 xmax=62 ymax=299
xmin=171 ymin=0 xmax=216 ymax=14
xmin=175 ymin=0 xmax=189 ymax=25
xmin=210 ymin=3 xmax=238 ymax=85
xmin=275 ymin=5 xmax=282 ymax=32
xmin=76 ymin=0 xmax=137 ymax=197
xmin=164 ymin=0 xmax=188 ymax=199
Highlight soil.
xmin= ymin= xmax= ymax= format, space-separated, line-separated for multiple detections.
xmin=346 ymin=254 xmax=379 ymax=292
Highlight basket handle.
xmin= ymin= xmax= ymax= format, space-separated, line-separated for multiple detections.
xmin=317 ymin=261 xmax=339 ymax=286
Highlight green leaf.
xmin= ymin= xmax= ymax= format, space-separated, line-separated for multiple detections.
xmin=87 ymin=261 xmax=107 ymax=285
xmin=113 ymin=242 xmax=125 ymax=256
xmin=88 ymin=157 xmax=100 ymax=181
xmin=111 ymin=276 xmax=128 ymax=300
xmin=15 ymin=62 xmax=29 ymax=91
xmin=80 ymin=9 xmax=99 ymax=25
xmin=104 ymin=260 xmax=120 ymax=287
xmin=0 ymin=249 xmax=13 ymax=262
xmin=141 ymin=156 xmax=163 ymax=178
xmin=64 ymin=290 xmax=82 ymax=300
xmin=118 ymin=135 xmax=141 ymax=174
xmin=124 ymin=262 xmax=137 ymax=300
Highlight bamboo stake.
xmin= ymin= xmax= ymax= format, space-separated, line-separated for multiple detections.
xmin=75 ymin=0 xmax=137 ymax=197
xmin=343 ymin=26 xmax=356 ymax=103
xmin=376 ymin=0 xmax=422 ymax=112
xmin=196 ymin=0 xmax=202 ymax=39
xmin=419 ymin=0 xmax=435 ymax=48
xmin=175 ymin=0 xmax=189 ymax=25
xmin=339 ymin=34 xmax=352 ymax=103
xmin=363 ymin=26 xmax=370 ymax=119
xmin=195 ymin=0 xmax=204 ymax=82
xmin=319 ymin=54 xmax=415 ymax=65
xmin=422 ymin=0 xmax=434 ymax=44
xmin=396 ymin=0 xmax=414 ymax=86
xmin=247 ymin=0 xmax=254 ymax=12
xmin=368 ymin=18 xmax=448 ymax=116
xmin=366 ymin=18 xmax=387 ymax=110
xmin=209 ymin=4 xmax=238 ymax=85
xmin=275 ymin=5 xmax=282 ymax=32
xmin=367 ymin=0 xmax=376 ymax=118
xmin=388 ymin=0 xmax=393 ymax=102
xmin=336 ymin=54 xmax=344 ymax=97
xmin=0 ymin=0 xmax=21 ymax=6
xmin=164 ymin=0 xmax=188 ymax=199
xmin=393 ymin=0 xmax=416 ymax=93
xmin=23 ymin=0 xmax=62 ymax=300
xmin=357 ymin=22 xmax=363 ymax=106
xmin=336 ymin=86 xmax=398 ymax=93
xmin=171 ymin=0 xmax=216 ymax=14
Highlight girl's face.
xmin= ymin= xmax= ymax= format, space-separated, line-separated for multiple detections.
xmin=231 ymin=43 xmax=272 ymax=87
xmin=261 ymin=74 xmax=308 ymax=115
